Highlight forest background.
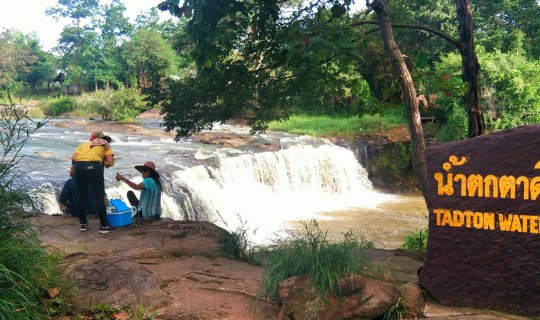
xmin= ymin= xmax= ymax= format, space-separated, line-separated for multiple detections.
xmin=1 ymin=0 xmax=538 ymax=144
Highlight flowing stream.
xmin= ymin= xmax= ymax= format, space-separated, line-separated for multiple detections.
xmin=22 ymin=117 xmax=427 ymax=246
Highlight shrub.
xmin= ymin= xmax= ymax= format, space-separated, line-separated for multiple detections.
xmin=78 ymin=88 xmax=149 ymax=121
xmin=259 ymin=220 xmax=375 ymax=299
xmin=37 ymin=96 xmax=77 ymax=116
xmin=0 ymin=91 xmax=66 ymax=320
xmin=26 ymin=107 xmax=45 ymax=118
xmin=402 ymin=229 xmax=428 ymax=253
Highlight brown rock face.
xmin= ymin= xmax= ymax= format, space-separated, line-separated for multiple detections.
xmin=71 ymin=256 xmax=171 ymax=308
xmin=420 ymin=125 xmax=540 ymax=316
xmin=278 ymin=274 xmax=399 ymax=320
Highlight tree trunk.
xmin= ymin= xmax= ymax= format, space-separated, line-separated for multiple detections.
xmin=456 ymin=0 xmax=485 ymax=138
xmin=369 ymin=0 xmax=427 ymax=196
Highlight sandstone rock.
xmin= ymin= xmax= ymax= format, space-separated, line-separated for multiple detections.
xmin=70 ymin=256 xmax=171 ymax=308
xmin=279 ymin=274 xmax=399 ymax=320
xmin=398 ymin=282 xmax=425 ymax=318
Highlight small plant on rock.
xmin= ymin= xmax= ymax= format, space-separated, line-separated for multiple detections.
xmin=259 ymin=219 xmax=376 ymax=299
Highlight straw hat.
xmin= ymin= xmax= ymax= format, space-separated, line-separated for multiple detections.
xmin=135 ymin=161 xmax=160 ymax=178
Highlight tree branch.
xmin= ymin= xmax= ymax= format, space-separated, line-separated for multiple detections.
xmin=350 ymin=20 xmax=462 ymax=49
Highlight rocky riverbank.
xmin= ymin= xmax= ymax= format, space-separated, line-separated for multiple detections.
xmin=36 ymin=214 xmax=530 ymax=319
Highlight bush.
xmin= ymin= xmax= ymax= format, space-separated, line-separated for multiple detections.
xmin=78 ymin=88 xmax=149 ymax=121
xmin=259 ymin=220 xmax=376 ymax=299
xmin=37 ymin=96 xmax=77 ymax=116
xmin=402 ymin=229 xmax=428 ymax=253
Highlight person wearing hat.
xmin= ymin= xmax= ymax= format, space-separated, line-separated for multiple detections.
xmin=115 ymin=161 xmax=162 ymax=220
xmin=71 ymin=131 xmax=115 ymax=233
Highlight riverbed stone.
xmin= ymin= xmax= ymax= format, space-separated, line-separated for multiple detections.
xmin=420 ymin=125 xmax=540 ymax=316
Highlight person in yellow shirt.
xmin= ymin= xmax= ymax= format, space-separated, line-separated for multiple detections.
xmin=71 ymin=131 xmax=115 ymax=233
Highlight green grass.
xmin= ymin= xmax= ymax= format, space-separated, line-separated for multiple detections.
xmin=259 ymin=220 xmax=377 ymax=300
xmin=0 ymin=213 xmax=67 ymax=320
xmin=267 ymin=113 xmax=406 ymax=137
xmin=402 ymin=229 xmax=428 ymax=253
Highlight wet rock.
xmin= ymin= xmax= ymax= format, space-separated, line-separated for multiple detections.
xmin=193 ymin=132 xmax=252 ymax=147
xmin=278 ymin=274 xmax=399 ymax=320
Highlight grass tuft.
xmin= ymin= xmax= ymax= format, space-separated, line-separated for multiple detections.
xmin=259 ymin=220 xmax=376 ymax=299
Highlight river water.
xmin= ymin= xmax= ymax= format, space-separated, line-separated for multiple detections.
xmin=22 ymin=117 xmax=427 ymax=247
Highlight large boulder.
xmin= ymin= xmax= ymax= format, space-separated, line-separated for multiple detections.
xmin=278 ymin=274 xmax=399 ymax=320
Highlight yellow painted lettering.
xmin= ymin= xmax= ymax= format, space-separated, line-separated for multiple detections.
xmin=498 ymin=214 xmax=512 ymax=231
xmin=520 ymin=215 xmax=530 ymax=233
xmin=473 ymin=212 xmax=483 ymax=229
xmin=510 ymin=215 xmax=523 ymax=232
xmin=530 ymin=216 xmax=539 ymax=233
xmin=441 ymin=210 xmax=453 ymax=226
xmin=483 ymin=213 xmax=495 ymax=230
xmin=453 ymin=210 xmax=464 ymax=227
xmin=464 ymin=211 xmax=474 ymax=228
xmin=434 ymin=209 xmax=445 ymax=226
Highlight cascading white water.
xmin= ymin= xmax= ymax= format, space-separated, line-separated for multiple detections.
xmin=26 ymin=120 xmax=393 ymax=243
xmin=157 ymin=141 xmax=390 ymax=242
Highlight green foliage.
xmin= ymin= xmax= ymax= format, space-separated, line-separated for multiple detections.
xmin=26 ymin=107 xmax=45 ymax=118
xmin=122 ymin=29 xmax=179 ymax=100
xmin=434 ymin=49 xmax=540 ymax=139
xmin=37 ymin=96 xmax=77 ymax=116
xmin=402 ymin=229 xmax=428 ymax=253
xmin=219 ymin=227 xmax=250 ymax=261
xmin=479 ymin=50 xmax=540 ymax=130
xmin=267 ymin=112 xmax=406 ymax=137
xmin=0 ymin=92 xmax=66 ymax=320
xmin=435 ymin=103 xmax=468 ymax=142
xmin=259 ymin=220 xmax=375 ymax=300
xmin=78 ymin=88 xmax=149 ymax=121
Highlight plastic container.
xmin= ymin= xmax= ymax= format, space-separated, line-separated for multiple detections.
xmin=107 ymin=199 xmax=132 ymax=227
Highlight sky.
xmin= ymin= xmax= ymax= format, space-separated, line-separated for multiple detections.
xmin=0 ymin=0 xmax=366 ymax=52
xmin=0 ymin=0 xmax=167 ymax=51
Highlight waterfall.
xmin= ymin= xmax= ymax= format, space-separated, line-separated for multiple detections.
xmin=157 ymin=142 xmax=390 ymax=242
xmin=30 ymin=131 xmax=391 ymax=242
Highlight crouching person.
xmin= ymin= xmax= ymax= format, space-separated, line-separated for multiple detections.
xmin=115 ymin=161 xmax=162 ymax=221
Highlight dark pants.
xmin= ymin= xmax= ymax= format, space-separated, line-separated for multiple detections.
xmin=127 ymin=191 xmax=142 ymax=219
xmin=127 ymin=191 xmax=160 ymax=220
xmin=74 ymin=161 xmax=108 ymax=227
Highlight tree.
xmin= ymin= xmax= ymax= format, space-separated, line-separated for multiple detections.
xmin=47 ymin=0 xmax=100 ymax=91
xmin=366 ymin=0 xmax=427 ymax=195
xmin=121 ymin=29 xmax=179 ymax=98
xmin=352 ymin=0 xmax=485 ymax=137
xmin=0 ymin=30 xmax=38 ymax=88
xmin=98 ymin=0 xmax=133 ymax=88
